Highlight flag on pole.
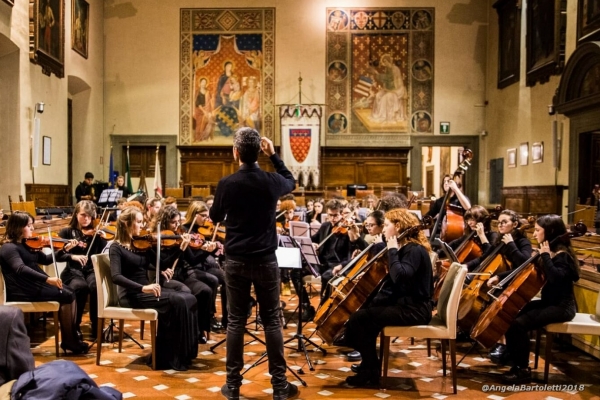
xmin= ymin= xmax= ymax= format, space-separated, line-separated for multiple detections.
xmin=154 ymin=147 xmax=163 ymax=198
xmin=125 ymin=145 xmax=133 ymax=193
xmin=108 ymin=146 xmax=115 ymax=187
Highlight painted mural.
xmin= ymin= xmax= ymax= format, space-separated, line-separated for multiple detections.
xmin=325 ymin=8 xmax=435 ymax=146
xmin=180 ymin=9 xmax=275 ymax=145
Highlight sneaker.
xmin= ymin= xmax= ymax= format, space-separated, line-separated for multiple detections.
xmin=220 ymin=384 xmax=240 ymax=400
xmin=282 ymin=282 xmax=292 ymax=296
xmin=273 ymin=382 xmax=299 ymax=400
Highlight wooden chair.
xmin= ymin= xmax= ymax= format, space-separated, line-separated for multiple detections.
xmin=92 ymin=254 xmax=159 ymax=369
xmin=379 ymin=263 xmax=467 ymax=393
xmin=0 ymin=269 xmax=60 ymax=356
xmin=164 ymin=187 xmax=183 ymax=198
xmin=534 ymin=291 xmax=600 ymax=383
xmin=10 ymin=200 xmax=37 ymax=217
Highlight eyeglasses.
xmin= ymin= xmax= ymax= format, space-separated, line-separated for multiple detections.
xmin=327 ymin=213 xmax=340 ymax=218
xmin=364 ymin=223 xmax=376 ymax=228
xmin=497 ymin=220 xmax=512 ymax=226
xmin=198 ymin=213 xmax=209 ymax=218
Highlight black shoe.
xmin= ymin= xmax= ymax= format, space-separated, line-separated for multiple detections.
xmin=345 ymin=371 xmax=379 ymax=388
xmin=347 ymin=350 xmax=362 ymax=362
xmin=220 ymin=384 xmax=240 ymax=400
xmin=247 ymin=297 xmax=256 ymax=318
xmin=211 ymin=316 xmax=224 ymax=331
xmin=351 ymin=363 xmax=361 ymax=373
xmin=199 ymin=334 xmax=208 ymax=344
xmin=489 ymin=344 xmax=509 ymax=365
xmin=301 ymin=305 xmax=315 ymax=322
xmin=273 ymin=382 xmax=299 ymax=400
xmin=502 ymin=366 xmax=531 ymax=384
xmin=61 ymin=341 xmax=89 ymax=355
xmin=333 ymin=334 xmax=349 ymax=347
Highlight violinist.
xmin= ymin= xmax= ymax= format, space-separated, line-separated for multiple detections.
xmin=181 ymin=201 xmax=227 ymax=332
xmin=486 ymin=215 xmax=579 ymax=384
xmin=311 ymin=199 xmax=353 ymax=304
xmin=306 ymin=199 xmax=314 ymax=215
xmin=425 ymin=175 xmax=471 ymax=220
xmin=205 ymin=195 xmax=214 ymax=210
xmin=143 ymin=198 xmax=161 ymax=229
xmin=109 ymin=207 xmax=198 ymax=371
xmin=149 ymin=206 xmax=213 ymax=343
xmin=344 ymin=208 xmax=433 ymax=387
xmin=347 ymin=210 xmax=385 ymax=252
xmin=58 ymin=200 xmax=107 ymax=340
xmin=107 ymin=198 xmax=127 ymax=223
xmin=0 ymin=212 xmax=89 ymax=354
xmin=365 ymin=194 xmax=378 ymax=211
xmin=75 ymin=172 xmax=96 ymax=203
xmin=306 ymin=198 xmax=324 ymax=224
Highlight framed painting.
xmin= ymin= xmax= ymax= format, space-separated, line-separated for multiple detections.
xmin=179 ymin=8 xmax=275 ymax=146
xmin=519 ymin=142 xmax=529 ymax=166
xmin=494 ymin=0 xmax=520 ymax=89
xmin=507 ymin=148 xmax=517 ymax=168
xmin=578 ymin=0 xmax=600 ymax=43
xmin=324 ymin=7 xmax=435 ymax=147
xmin=532 ymin=142 xmax=544 ymax=163
xmin=525 ymin=0 xmax=566 ymax=87
xmin=42 ymin=136 xmax=51 ymax=165
xmin=29 ymin=0 xmax=65 ymax=78
xmin=72 ymin=0 xmax=89 ymax=59
xmin=1 ymin=0 xmax=15 ymax=7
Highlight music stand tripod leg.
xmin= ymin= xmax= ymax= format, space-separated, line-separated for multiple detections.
xmin=242 ymin=350 xmax=307 ymax=386
xmin=102 ymin=319 xmax=144 ymax=350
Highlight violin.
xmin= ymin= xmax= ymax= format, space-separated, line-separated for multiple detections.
xmin=82 ymin=224 xmax=116 ymax=240
xmin=24 ymin=232 xmax=72 ymax=251
xmin=131 ymin=229 xmax=205 ymax=251
xmin=198 ymin=220 xmax=226 ymax=243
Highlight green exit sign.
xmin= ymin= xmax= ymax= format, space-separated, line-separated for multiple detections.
xmin=440 ymin=121 xmax=450 ymax=134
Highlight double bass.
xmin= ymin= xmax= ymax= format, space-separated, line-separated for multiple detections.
xmin=429 ymin=149 xmax=474 ymax=244
xmin=315 ymin=217 xmax=433 ymax=345
xmin=470 ymin=222 xmax=587 ymax=348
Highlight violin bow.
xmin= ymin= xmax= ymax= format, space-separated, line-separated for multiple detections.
xmin=47 ymin=228 xmax=62 ymax=294
xmin=172 ymin=218 xmax=197 ymax=273
xmin=155 ymin=222 xmax=161 ymax=299
xmin=211 ymin=222 xmax=221 ymax=242
xmin=85 ymin=207 xmax=109 ymax=258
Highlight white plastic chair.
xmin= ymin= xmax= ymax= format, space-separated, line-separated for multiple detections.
xmin=92 ymin=254 xmax=159 ymax=369
xmin=380 ymin=263 xmax=468 ymax=394
xmin=534 ymin=291 xmax=600 ymax=383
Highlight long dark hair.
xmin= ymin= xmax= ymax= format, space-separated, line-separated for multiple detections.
xmin=464 ymin=205 xmax=490 ymax=232
xmin=4 ymin=212 xmax=33 ymax=243
xmin=69 ymin=200 xmax=97 ymax=230
xmin=536 ymin=214 xmax=580 ymax=273
xmin=151 ymin=206 xmax=181 ymax=233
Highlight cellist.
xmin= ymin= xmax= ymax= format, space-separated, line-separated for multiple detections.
xmin=425 ymin=175 xmax=471 ymax=220
xmin=485 ymin=214 xmax=579 ymax=384
xmin=344 ymin=208 xmax=433 ymax=387
xmin=477 ymin=209 xmax=532 ymax=364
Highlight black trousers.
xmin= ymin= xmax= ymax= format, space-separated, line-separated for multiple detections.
xmin=224 ymin=258 xmax=288 ymax=390
xmin=61 ymin=266 xmax=97 ymax=333
xmin=505 ymin=299 xmax=576 ymax=368
xmin=346 ymin=301 xmax=432 ymax=372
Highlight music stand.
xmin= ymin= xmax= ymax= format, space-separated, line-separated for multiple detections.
xmin=436 ymin=238 xmax=459 ymax=263
xmin=98 ymin=189 xmax=122 ymax=206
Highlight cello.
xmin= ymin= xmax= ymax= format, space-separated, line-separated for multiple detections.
xmin=429 ymin=149 xmax=474 ymax=244
xmin=316 ymin=216 xmax=433 ymax=345
xmin=470 ymin=221 xmax=587 ymax=348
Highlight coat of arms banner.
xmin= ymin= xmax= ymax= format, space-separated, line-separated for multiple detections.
xmin=279 ymin=105 xmax=322 ymax=188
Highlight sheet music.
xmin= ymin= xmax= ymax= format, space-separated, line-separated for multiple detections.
xmin=292 ymin=236 xmax=321 ymax=267
xmin=275 ymin=247 xmax=302 ymax=269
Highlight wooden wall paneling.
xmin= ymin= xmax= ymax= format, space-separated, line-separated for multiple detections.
xmin=501 ymin=185 xmax=565 ymax=215
xmin=25 ymin=184 xmax=71 ymax=207
xmin=321 ymin=162 xmax=358 ymax=187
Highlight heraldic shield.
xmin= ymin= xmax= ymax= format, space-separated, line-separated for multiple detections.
xmin=289 ymin=129 xmax=311 ymax=163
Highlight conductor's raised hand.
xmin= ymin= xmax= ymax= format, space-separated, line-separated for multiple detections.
xmin=260 ymin=137 xmax=275 ymax=156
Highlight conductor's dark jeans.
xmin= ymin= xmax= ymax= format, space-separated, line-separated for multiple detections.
xmin=224 ymin=258 xmax=288 ymax=390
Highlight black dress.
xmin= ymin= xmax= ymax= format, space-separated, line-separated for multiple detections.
xmin=0 ymin=242 xmax=83 ymax=350
xmin=108 ymin=242 xmax=198 ymax=370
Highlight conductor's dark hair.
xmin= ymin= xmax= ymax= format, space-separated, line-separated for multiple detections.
xmin=234 ymin=128 xmax=261 ymax=164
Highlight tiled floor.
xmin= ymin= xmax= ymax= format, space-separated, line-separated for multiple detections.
xmin=26 ymin=293 xmax=600 ymax=400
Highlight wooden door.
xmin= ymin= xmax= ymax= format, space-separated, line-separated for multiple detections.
xmin=122 ymin=146 xmax=166 ymax=192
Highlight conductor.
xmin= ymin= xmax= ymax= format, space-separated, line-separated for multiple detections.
xmin=210 ymin=127 xmax=299 ymax=400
